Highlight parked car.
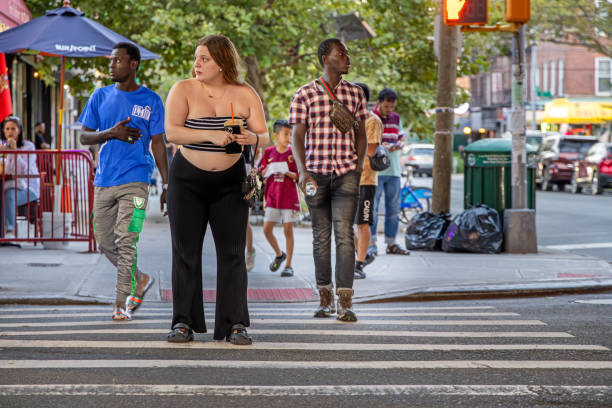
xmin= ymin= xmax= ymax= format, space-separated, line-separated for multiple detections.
xmin=402 ymin=143 xmax=434 ymax=177
xmin=570 ymin=142 xmax=612 ymax=195
xmin=536 ymin=134 xmax=599 ymax=191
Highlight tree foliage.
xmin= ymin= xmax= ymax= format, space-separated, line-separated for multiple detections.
xmin=531 ymin=0 xmax=612 ymax=58
xmin=24 ymin=0 xmax=494 ymax=137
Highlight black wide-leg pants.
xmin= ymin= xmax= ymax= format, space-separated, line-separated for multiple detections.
xmin=167 ymin=150 xmax=249 ymax=340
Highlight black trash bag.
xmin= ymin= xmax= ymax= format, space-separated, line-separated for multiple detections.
xmin=442 ymin=205 xmax=503 ymax=254
xmin=405 ymin=211 xmax=451 ymax=251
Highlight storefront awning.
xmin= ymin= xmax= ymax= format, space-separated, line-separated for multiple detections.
xmin=0 ymin=0 xmax=32 ymax=33
xmin=543 ymin=98 xmax=612 ymax=124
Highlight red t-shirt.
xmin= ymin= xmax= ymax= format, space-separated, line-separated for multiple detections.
xmin=259 ymin=146 xmax=300 ymax=210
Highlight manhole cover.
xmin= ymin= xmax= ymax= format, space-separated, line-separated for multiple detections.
xmin=27 ymin=263 xmax=63 ymax=267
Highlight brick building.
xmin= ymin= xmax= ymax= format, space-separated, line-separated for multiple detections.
xmin=469 ymin=41 xmax=612 ymax=139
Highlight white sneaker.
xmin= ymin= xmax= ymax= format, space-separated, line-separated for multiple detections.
xmin=246 ymin=248 xmax=256 ymax=272
xmin=4 ymin=231 xmax=15 ymax=239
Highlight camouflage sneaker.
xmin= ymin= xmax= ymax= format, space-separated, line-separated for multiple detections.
xmin=314 ymin=285 xmax=333 ymax=318
xmin=336 ymin=288 xmax=357 ymax=322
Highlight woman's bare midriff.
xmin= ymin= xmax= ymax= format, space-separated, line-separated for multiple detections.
xmin=181 ymin=147 xmax=241 ymax=171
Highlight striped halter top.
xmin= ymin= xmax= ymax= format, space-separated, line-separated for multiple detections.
xmin=183 ymin=116 xmax=247 ymax=152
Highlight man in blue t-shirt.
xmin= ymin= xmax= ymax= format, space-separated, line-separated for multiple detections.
xmin=79 ymin=42 xmax=168 ymax=321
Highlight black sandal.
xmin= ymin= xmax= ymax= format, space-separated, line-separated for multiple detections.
xmin=167 ymin=323 xmax=194 ymax=343
xmin=386 ymin=244 xmax=410 ymax=255
xmin=226 ymin=324 xmax=252 ymax=345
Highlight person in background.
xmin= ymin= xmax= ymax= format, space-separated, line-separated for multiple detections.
xmin=78 ymin=42 xmax=168 ymax=321
xmin=0 ymin=116 xmax=40 ymax=238
xmin=369 ymin=88 xmax=410 ymax=256
xmin=352 ymin=82 xmax=382 ymax=280
xmin=34 ymin=121 xmax=51 ymax=150
xmin=260 ymin=119 xmax=300 ymax=278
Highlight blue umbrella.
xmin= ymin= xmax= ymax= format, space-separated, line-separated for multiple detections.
xmin=0 ymin=4 xmax=159 ymax=59
xmin=0 ymin=0 xmax=159 ymax=160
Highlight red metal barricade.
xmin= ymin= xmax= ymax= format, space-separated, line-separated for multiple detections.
xmin=0 ymin=149 xmax=96 ymax=252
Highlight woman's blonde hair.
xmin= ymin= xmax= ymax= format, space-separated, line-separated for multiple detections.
xmin=194 ymin=34 xmax=243 ymax=85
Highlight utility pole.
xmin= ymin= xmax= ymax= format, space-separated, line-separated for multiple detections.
xmin=504 ymin=24 xmax=537 ymax=253
xmin=530 ymin=45 xmax=537 ymax=130
xmin=432 ymin=3 xmax=459 ymax=214
xmin=445 ymin=0 xmax=536 ymax=252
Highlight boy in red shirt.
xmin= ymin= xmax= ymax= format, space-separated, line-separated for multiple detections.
xmin=260 ymin=119 xmax=301 ymax=277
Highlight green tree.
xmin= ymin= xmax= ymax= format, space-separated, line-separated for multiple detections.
xmin=25 ymin=0 xmax=491 ymax=137
xmin=531 ymin=0 xmax=612 ymax=58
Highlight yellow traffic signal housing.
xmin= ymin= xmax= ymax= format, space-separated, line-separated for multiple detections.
xmin=505 ymin=0 xmax=530 ymax=23
xmin=443 ymin=0 xmax=488 ymax=26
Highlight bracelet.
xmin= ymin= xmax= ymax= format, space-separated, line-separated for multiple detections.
xmin=162 ymin=183 xmax=168 ymax=190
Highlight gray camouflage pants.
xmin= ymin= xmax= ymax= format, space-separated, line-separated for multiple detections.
xmin=93 ymin=182 xmax=149 ymax=306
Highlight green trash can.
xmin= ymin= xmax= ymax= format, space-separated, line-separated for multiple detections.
xmin=464 ymin=138 xmax=536 ymax=224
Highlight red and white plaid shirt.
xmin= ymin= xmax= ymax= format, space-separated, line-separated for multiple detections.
xmin=289 ymin=78 xmax=368 ymax=176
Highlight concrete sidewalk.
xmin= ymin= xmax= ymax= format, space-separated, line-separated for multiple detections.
xmin=1 ymin=194 xmax=612 ymax=305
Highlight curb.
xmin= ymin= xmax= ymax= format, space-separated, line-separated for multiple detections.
xmin=355 ymin=279 xmax=612 ymax=303
xmin=0 ymin=296 xmax=112 ymax=306
xmin=2 ymin=279 xmax=612 ymax=306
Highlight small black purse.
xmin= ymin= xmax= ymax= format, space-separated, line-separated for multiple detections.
xmin=242 ymin=136 xmax=263 ymax=208
xmin=369 ymin=145 xmax=391 ymax=171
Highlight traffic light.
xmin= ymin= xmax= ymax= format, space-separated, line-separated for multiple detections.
xmin=505 ymin=0 xmax=530 ymax=23
xmin=443 ymin=0 xmax=488 ymax=26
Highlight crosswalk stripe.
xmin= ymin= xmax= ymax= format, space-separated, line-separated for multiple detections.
xmin=2 ymin=359 xmax=612 ymax=370
xmin=0 ymin=306 xmax=498 ymax=313
xmin=0 ymin=319 xmax=547 ymax=328
xmin=0 ymin=312 xmax=520 ymax=319
xmin=0 ymin=329 xmax=574 ymax=338
xmin=0 ymin=340 xmax=606 ymax=351
xmin=0 ymin=384 xmax=610 ymax=397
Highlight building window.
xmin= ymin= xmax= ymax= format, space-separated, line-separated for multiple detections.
xmin=558 ymin=60 xmax=564 ymax=96
xmin=550 ymin=61 xmax=556 ymax=96
xmin=595 ymin=57 xmax=612 ymax=96
xmin=542 ymin=62 xmax=548 ymax=92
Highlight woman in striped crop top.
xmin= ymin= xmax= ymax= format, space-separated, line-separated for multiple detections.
xmin=164 ymin=34 xmax=269 ymax=345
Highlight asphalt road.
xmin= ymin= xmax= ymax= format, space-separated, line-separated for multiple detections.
xmin=415 ymin=174 xmax=612 ymax=262
xmin=0 ymin=295 xmax=610 ymax=407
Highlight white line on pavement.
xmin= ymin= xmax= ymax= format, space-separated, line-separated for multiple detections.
xmin=544 ymin=242 xmax=612 ymax=250
xmin=0 ymin=329 xmax=574 ymax=338
xmin=2 ymin=359 xmax=612 ymax=370
xmin=0 ymin=384 xmax=610 ymax=397
xmin=0 ymin=312 xmax=520 ymax=319
xmin=0 ymin=340 xmax=606 ymax=351
xmin=0 ymin=319 xmax=547 ymax=328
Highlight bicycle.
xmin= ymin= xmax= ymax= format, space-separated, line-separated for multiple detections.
xmin=399 ymin=164 xmax=432 ymax=224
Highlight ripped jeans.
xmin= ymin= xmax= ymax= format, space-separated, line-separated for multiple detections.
xmin=305 ymin=170 xmax=360 ymax=290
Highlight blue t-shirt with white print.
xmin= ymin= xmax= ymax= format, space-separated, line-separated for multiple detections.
xmin=78 ymin=84 xmax=165 ymax=187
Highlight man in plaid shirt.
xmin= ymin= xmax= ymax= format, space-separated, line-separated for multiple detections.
xmin=289 ymin=38 xmax=368 ymax=322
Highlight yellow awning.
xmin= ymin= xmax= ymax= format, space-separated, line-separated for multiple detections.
xmin=543 ymin=98 xmax=612 ymax=124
